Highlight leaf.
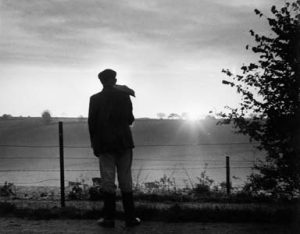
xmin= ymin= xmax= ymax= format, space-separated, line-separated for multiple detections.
xmin=254 ymin=9 xmax=263 ymax=17
xmin=222 ymin=80 xmax=234 ymax=87
xmin=254 ymin=9 xmax=260 ymax=15
xmin=271 ymin=5 xmax=277 ymax=14
xmin=222 ymin=69 xmax=233 ymax=76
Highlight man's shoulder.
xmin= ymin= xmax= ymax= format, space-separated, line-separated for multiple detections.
xmin=113 ymin=88 xmax=129 ymax=98
xmin=90 ymin=92 xmax=104 ymax=100
xmin=104 ymin=88 xmax=129 ymax=99
xmin=90 ymin=89 xmax=129 ymax=101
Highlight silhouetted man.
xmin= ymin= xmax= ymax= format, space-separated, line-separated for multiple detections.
xmin=88 ymin=69 xmax=140 ymax=228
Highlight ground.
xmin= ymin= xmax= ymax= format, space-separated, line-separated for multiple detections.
xmin=0 ymin=218 xmax=297 ymax=234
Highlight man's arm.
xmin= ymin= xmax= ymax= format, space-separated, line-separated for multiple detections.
xmin=88 ymin=96 xmax=97 ymax=150
xmin=126 ymin=95 xmax=134 ymax=125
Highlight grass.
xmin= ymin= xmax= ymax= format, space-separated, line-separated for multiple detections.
xmin=1 ymin=168 xmax=300 ymax=223
xmin=1 ymin=171 xmax=300 ymax=223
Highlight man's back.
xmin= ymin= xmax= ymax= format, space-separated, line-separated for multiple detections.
xmin=88 ymin=86 xmax=134 ymax=155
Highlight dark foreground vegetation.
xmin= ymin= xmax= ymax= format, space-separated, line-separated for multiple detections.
xmin=0 ymin=199 xmax=299 ymax=224
xmin=1 ymin=174 xmax=300 ymax=224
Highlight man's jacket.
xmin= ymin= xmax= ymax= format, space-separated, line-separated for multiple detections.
xmin=88 ymin=87 xmax=134 ymax=155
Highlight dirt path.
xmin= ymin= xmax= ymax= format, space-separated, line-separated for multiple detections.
xmin=0 ymin=218 xmax=297 ymax=234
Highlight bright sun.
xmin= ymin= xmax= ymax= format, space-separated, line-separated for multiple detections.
xmin=186 ymin=112 xmax=200 ymax=121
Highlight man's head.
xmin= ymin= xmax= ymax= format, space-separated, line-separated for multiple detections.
xmin=98 ymin=69 xmax=117 ymax=87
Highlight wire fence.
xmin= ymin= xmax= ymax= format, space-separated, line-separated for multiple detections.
xmin=0 ymin=141 xmax=257 ymax=148
xmin=0 ymin=121 xmax=261 ymax=204
xmin=0 ymin=143 xmax=255 ymax=184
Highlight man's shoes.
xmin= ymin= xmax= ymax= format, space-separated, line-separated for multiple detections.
xmin=98 ymin=192 xmax=116 ymax=228
xmin=125 ymin=217 xmax=141 ymax=227
xmin=97 ymin=218 xmax=115 ymax=228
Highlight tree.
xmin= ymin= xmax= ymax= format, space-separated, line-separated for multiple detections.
xmin=1 ymin=114 xmax=12 ymax=120
xmin=157 ymin=112 xmax=166 ymax=120
xmin=220 ymin=1 xmax=300 ymax=197
xmin=78 ymin=115 xmax=85 ymax=122
xmin=168 ymin=113 xmax=181 ymax=119
xmin=41 ymin=110 xmax=52 ymax=124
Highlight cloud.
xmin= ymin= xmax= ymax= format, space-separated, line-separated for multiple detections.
xmin=0 ymin=0 xmax=283 ymax=68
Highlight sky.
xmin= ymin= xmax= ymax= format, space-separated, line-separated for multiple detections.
xmin=0 ymin=0 xmax=283 ymax=118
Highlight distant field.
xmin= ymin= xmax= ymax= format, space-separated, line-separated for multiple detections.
xmin=0 ymin=118 xmax=265 ymax=187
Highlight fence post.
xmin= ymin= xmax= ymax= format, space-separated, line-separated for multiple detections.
xmin=59 ymin=121 xmax=65 ymax=207
xmin=226 ymin=156 xmax=231 ymax=195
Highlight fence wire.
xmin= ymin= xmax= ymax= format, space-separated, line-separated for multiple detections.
xmin=0 ymin=141 xmax=258 ymax=186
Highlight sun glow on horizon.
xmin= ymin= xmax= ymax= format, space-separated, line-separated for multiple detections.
xmin=185 ymin=111 xmax=201 ymax=121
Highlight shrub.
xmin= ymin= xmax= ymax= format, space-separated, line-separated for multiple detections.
xmin=0 ymin=202 xmax=16 ymax=215
xmin=141 ymin=174 xmax=177 ymax=194
xmin=192 ymin=166 xmax=214 ymax=196
xmin=0 ymin=182 xmax=16 ymax=197
xmin=88 ymin=186 xmax=103 ymax=201
xmin=41 ymin=110 xmax=52 ymax=124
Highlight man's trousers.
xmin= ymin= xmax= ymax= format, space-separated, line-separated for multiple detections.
xmin=98 ymin=149 xmax=133 ymax=193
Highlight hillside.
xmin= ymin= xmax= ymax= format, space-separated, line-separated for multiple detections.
xmin=0 ymin=118 xmax=251 ymax=147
